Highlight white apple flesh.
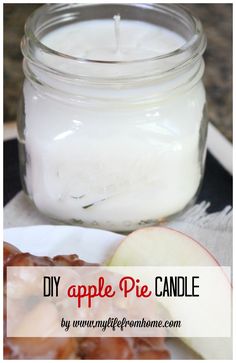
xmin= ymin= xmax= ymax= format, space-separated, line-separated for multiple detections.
xmin=109 ymin=227 xmax=232 ymax=359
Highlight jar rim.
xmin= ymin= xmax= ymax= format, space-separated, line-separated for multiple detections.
xmin=22 ymin=3 xmax=207 ymax=81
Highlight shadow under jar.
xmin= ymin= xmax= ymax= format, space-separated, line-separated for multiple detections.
xmin=18 ymin=3 xmax=208 ymax=232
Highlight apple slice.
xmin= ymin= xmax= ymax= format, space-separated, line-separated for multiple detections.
xmin=109 ymin=227 xmax=232 ymax=359
xmin=109 ymin=227 xmax=221 ymax=267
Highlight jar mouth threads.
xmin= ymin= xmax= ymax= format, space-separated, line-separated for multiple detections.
xmin=21 ymin=3 xmax=206 ymax=81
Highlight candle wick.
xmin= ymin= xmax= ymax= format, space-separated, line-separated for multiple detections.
xmin=113 ymin=14 xmax=121 ymax=53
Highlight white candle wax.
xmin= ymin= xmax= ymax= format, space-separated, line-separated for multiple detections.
xmin=22 ymin=16 xmax=206 ymax=231
xmin=41 ymin=17 xmax=185 ymax=61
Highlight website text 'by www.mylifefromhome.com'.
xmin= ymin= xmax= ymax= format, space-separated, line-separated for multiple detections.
xmin=61 ymin=317 xmax=182 ymax=332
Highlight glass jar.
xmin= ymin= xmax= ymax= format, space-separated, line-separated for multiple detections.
xmin=18 ymin=4 xmax=207 ymax=232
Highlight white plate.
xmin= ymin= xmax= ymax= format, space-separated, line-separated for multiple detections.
xmin=4 ymin=225 xmax=199 ymax=360
xmin=4 ymin=225 xmax=123 ymax=264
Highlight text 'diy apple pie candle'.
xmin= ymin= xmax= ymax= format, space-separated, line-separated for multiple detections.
xmin=19 ymin=4 xmax=207 ymax=231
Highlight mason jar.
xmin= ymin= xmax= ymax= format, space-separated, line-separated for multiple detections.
xmin=18 ymin=3 xmax=207 ymax=232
